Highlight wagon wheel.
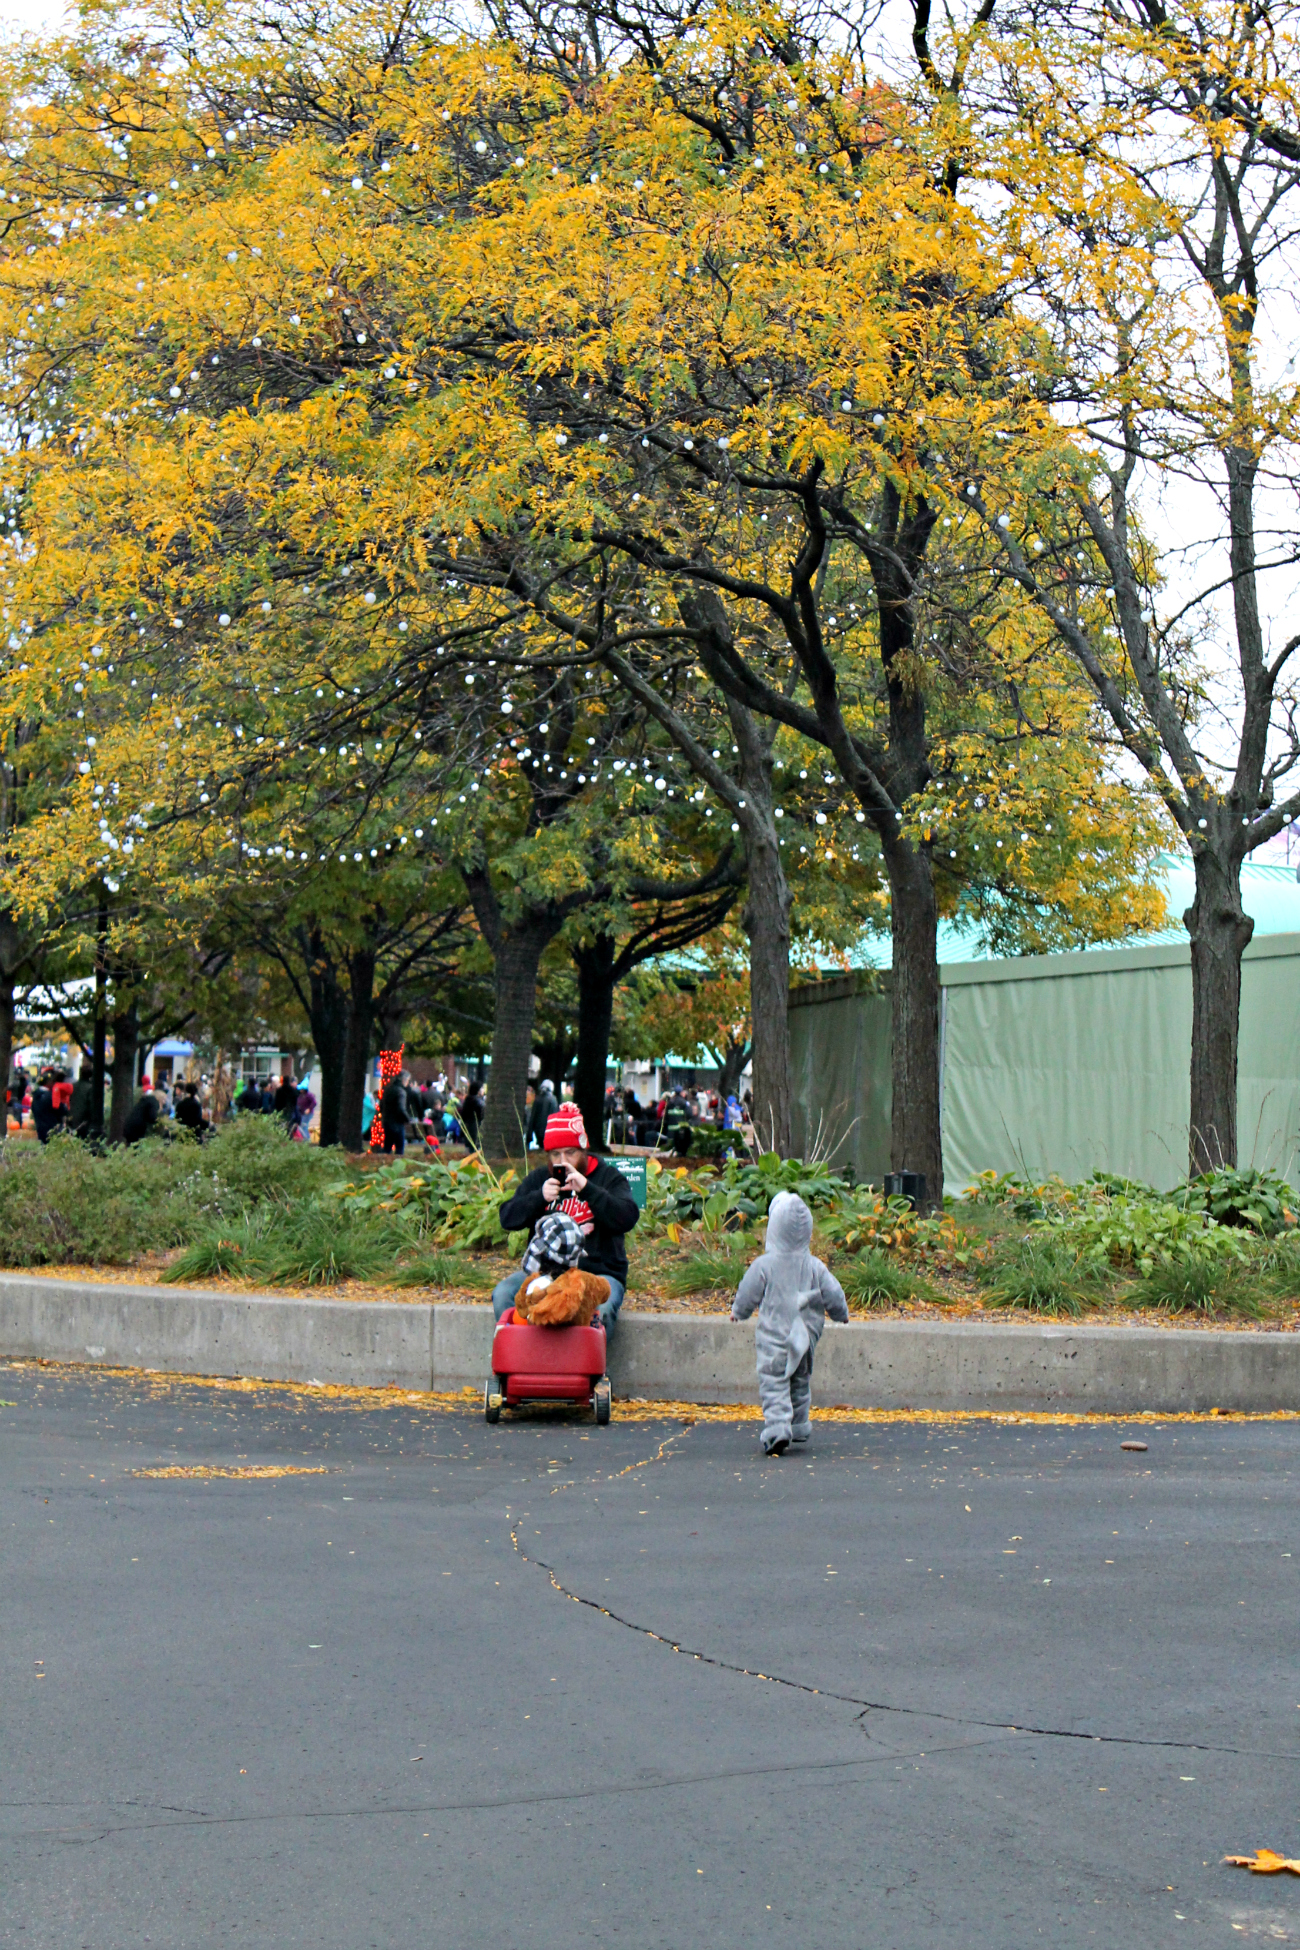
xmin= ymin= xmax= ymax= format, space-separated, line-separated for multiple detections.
xmin=484 ymin=1376 xmax=503 ymax=1424
xmin=593 ymin=1377 xmax=612 ymax=1427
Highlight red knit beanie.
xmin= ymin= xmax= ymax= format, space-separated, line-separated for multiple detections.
xmin=543 ymin=1104 xmax=587 ymax=1150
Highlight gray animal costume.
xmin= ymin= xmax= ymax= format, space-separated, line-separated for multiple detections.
xmin=731 ymin=1191 xmax=848 ymax=1453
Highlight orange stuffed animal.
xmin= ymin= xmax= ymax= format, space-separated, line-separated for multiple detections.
xmin=515 ymin=1268 xmax=610 ymax=1327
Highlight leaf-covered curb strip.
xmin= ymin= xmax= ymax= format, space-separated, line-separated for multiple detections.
xmin=7 ymin=1363 xmax=1298 ymax=1427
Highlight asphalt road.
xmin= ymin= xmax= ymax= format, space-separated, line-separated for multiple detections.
xmin=3 ymin=1360 xmax=1298 ymax=1950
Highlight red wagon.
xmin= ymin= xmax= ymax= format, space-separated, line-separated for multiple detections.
xmin=484 ymin=1307 xmax=611 ymax=1425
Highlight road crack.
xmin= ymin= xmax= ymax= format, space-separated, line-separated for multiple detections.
xmin=507 ymin=1428 xmax=1300 ymax=1765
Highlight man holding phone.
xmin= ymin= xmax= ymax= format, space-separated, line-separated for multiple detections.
xmin=493 ymin=1105 xmax=639 ymax=1333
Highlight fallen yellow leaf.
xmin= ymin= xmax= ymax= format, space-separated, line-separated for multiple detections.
xmin=1223 ymin=1851 xmax=1300 ymax=1875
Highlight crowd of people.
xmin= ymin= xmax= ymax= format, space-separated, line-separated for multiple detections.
xmin=366 ymin=1069 xmax=485 ymax=1155
xmin=233 ymin=1072 xmax=318 ymax=1140
xmin=5 ymin=1055 xmax=753 ymax=1157
xmin=603 ymin=1082 xmax=752 ymax=1153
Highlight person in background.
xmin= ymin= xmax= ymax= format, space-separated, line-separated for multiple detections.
xmin=379 ymin=1066 xmax=412 ymax=1156
xmin=361 ymin=1086 xmax=376 ymax=1145
xmin=235 ymin=1076 xmax=262 ymax=1116
xmin=31 ymin=1069 xmax=58 ymax=1144
xmin=290 ymin=1083 xmax=316 ymax=1142
xmin=459 ymin=1077 xmax=483 ymax=1147
xmin=7 ymin=1067 xmax=26 ymax=1129
xmin=174 ymin=1081 xmax=208 ymax=1137
xmin=68 ymin=1063 xmax=94 ymax=1139
xmin=526 ymin=1077 xmax=557 ymax=1149
xmin=122 ymin=1091 xmax=162 ymax=1145
xmin=51 ymin=1068 xmax=74 ymax=1127
xmin=662 ymin=1087 xmax=694 ymax=1156
xmin=273 ymin=1073 xmax=299 ymax=1130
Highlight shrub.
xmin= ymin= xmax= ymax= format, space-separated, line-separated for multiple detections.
xmin=328 ymin=1153 xmax=518 ymax=1249
xmin=1040 ymin=1195 xmax=1253 ymax=1275
xmin=203 ymin=1117 xmax=347 ymax=1207
xmin=963 ymin=1170 xmax=1031 ymax=1207
xmin=823 ymin=1192 xmax=976 ymax=1268
xmin=1173 ymin=1167 xmax=1295 ymax=1237
xmin=0 ymin=1133 xmax=201 ymax=1265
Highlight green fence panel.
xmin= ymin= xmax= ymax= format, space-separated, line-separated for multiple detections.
xmin=788 ymin=933 xmax=1300 ymax=1190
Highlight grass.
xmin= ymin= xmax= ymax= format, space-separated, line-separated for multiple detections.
xmin=839 ymin=1248 xmax=942 ymax=1311
xmin=978 ymin=1235 xmax=1110 ymax=1317
xmin=660 ymin=1238 xmax=753 ymax=1298
xmin=387 ymin=1251 xmax=496 ymax=1291
xmin=1131 ymin=1258 xmax=1267 ymax=1318
xmin=162 ymin=1202 xmax=413 ymax=1288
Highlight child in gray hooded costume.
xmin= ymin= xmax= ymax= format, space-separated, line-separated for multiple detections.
xmin=731 ymin=1190 xmax=848 ymax=1455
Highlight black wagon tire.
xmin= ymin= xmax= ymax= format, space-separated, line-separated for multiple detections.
xmin=484 ymin=1376 xmax=503 ymax=1424
xmin=594 ymin=1378 xmax=612 ymax=1426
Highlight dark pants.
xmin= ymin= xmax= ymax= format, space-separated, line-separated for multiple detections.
xmin=383 ymin=1129 xmax=406 ymax=1156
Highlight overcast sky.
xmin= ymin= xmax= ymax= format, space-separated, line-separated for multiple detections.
xmin=0 ymin=0 xmax=69 ymax=34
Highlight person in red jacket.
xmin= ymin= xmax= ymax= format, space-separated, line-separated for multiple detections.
xmin=493 ymin=1105 xmax=638 ymax=1335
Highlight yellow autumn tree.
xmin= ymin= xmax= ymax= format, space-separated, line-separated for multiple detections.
xmin=0 ymin=0 xmax=1169 ymax=1181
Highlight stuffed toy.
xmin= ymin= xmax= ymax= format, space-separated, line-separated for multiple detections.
xmin=514 ymin=1211 xmax=610 ymax=1326
xmin=516 ymin=1267 xmax=610 ymax=1326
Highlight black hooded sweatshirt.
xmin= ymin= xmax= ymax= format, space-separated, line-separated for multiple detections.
xmin=498 ymin=1156 xmax=638 ymax=1286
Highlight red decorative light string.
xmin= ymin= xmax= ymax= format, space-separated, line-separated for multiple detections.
xmin=369 ymin=1045 xmax=404 ymax=1151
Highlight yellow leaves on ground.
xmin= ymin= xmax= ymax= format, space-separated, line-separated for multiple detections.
xmin=1223 ymin=1851 xmax=1300 ymax=1876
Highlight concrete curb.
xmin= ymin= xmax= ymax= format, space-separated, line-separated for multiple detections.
xmin=3 ymin=1272 xmax=1300 ymax=1413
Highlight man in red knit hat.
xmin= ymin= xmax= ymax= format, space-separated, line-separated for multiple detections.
xmin=492 ymin=1105 xmax=639 ymax=1334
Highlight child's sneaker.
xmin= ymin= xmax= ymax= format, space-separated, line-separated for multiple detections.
xmin=790 ymin=1424 xmax=811 ymax=1445
xmin=762 ymin=1432 xmax=789 ymax=1456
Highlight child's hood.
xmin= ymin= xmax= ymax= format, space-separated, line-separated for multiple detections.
xmin=765 ymin=1191 xmax=813 ymax=1254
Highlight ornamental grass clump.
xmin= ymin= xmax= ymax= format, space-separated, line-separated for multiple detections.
xmin=1132 ymin=1258 xmax=1266 ymax=1319
xmin=979 ymin=1235 xmax=1109 ymax=1316
xmin=839 ymin=1249 xmax=942 ymax=1311
xmin=661 ymin=1238 xmax=753 ymax=1297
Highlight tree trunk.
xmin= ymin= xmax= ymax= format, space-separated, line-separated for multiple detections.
xmin=721 ymin=694 xmax=794 ymax=1156
xmin=884 ymin=835 xmax=943 ymax=1208
xmin=0 ymin=972 xmax=12 ymax=1135
xmin=479 ymin=923 xmax=557 ymax=1159
xmin=303 ymin=927 xmax=349 ymax=1148
xmin=742 ymin=823 xmax=793 ymax=1156
xmin=90 ymin=895 xmax=108 ymax=1136
xmin=717 ymin=1037 xmax=752 ymax=1102
xmin=1185 ymin=847 xmax=1253 ymax=1173
xmin=338 ymin=949 xmax=377 ymax=1153
xmin=574 ymin=933 xmax=616 ymax=1150
xmin=108 ymin=998 xmax=138 ymax=1143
